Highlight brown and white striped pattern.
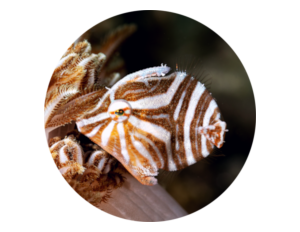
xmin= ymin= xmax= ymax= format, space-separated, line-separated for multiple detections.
xmin=76 ymin=66 xmax=227 ymax=185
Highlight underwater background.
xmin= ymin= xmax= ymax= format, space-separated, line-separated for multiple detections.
xmin=75 ymin=10 xmax=256 ymax=214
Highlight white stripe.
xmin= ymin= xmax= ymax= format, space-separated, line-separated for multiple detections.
xmin=101 ymin=121 xmax=116 ymax=146
xmin=175 ymin=124 xmax=179 ymax=151
xmin=117 ymin=123 xmax=130 ymax=163
xmin=151 ymin=114 xmax=172 ymax=127
xmin=195 ymin=117 xmax=201 ymax=153
xmin=129 ymin=72 xmax=185 ymax=110
xmin=109 ymin=66 xmax=171 ymax=103
xmin=174 ymin=77 xmax=192 ymax=121
xmin=77 ymin=112 xmax=109 ymax=127
xmin=173 ymin=91 xmax=186 ymax=121
xmin=141 ymin=113 xmax=169 ymax=121
xmin=184 ymin=82 xmax=205 ymax=165
xmin=217 ymin=121 xmax=226 ymax=148
xmin=129 ymin=153 xmax=158 ymax=177
xmin=201 ymin=134 xmax=209 ymax=157
xmin=130 ymin=135 xmax=157 ymax=169
xmin=128 ymin=116 xmax=176 ymax=170
xmin=194 ymin=94 xmax=207 ymax=153
xmin=121 ymin=79 xmax=162 ymax=99
xmin=148 ymin=114 xmax=169 ymax=119
xmin=132 ymin=132 xmax=164 ymax=168
xmin=168 ymin=157 xmax=176 ymax=170
xmin=84 ymin=98 xmax=102 ymax=115
xmin=121 ymin=89 xmax=145 ymax=98
xmin=129 ymin=116 xmax=170 ymax=144
xmin=203 ymin=99 xmax=218 ymax=127
xmin=84 ymin=123 xmax=103 ymax=138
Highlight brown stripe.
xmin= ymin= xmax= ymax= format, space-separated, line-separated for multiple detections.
xmin=105 ymin=123 xmax=122 ymax=161
xmin=209 ymin=107 xmax=220 ymax=125
xmin=86 ymin=119 xmax=112 ymax=146
xmin=166 ymin=74 xmax=194 ymax=169
xmin=125 ymin=72 xmax=193 ymax=170
xmin=116 ymin=76 xmax=175 ymax=102
xmin=174 ymin=77 xmax=198 ymax=169
xmin=80 ymin=118 xmax=111 ymax=135
xmin=194 ymin=89 xmax=213 ymax=160
xmin=81 ymin=95 xmax=111 ymax=119
xmin=115 ymin=81 xmax=149 ymax=100
xmin=127 ymin=121 xmax=168 ymax=170
xmin=124 ymin=126 xmax=142 ymax=168
xmin=130 ymin=133 xmax=156 ymax=170
xmin=132 ymin=110 xmax=171 ymax=130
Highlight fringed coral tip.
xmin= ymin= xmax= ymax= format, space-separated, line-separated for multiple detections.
xmin=86 ymin=150 xmax=116 ymax=174
xmin=50 ymin=136 xmax=85 ymax=178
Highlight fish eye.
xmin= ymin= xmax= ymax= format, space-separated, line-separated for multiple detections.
xmin=115 ymin=109 xmax=124 ymax=116
xmin=108 ymin=100 xmax=132 ymax=122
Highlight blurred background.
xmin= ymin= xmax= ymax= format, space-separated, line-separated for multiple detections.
xmin=74 ymin=10 xmax=256 ymax=214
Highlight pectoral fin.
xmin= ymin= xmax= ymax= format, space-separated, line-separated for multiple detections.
xmin=198 ymin=120 xmax=227 ymax=148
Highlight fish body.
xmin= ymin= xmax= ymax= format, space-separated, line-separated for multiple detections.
xmin=76 ymin=66 xmax=227 ymax=185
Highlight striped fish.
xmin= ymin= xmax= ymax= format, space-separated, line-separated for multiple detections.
xmin=76 ymin=65 xmax=227 ymax=185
